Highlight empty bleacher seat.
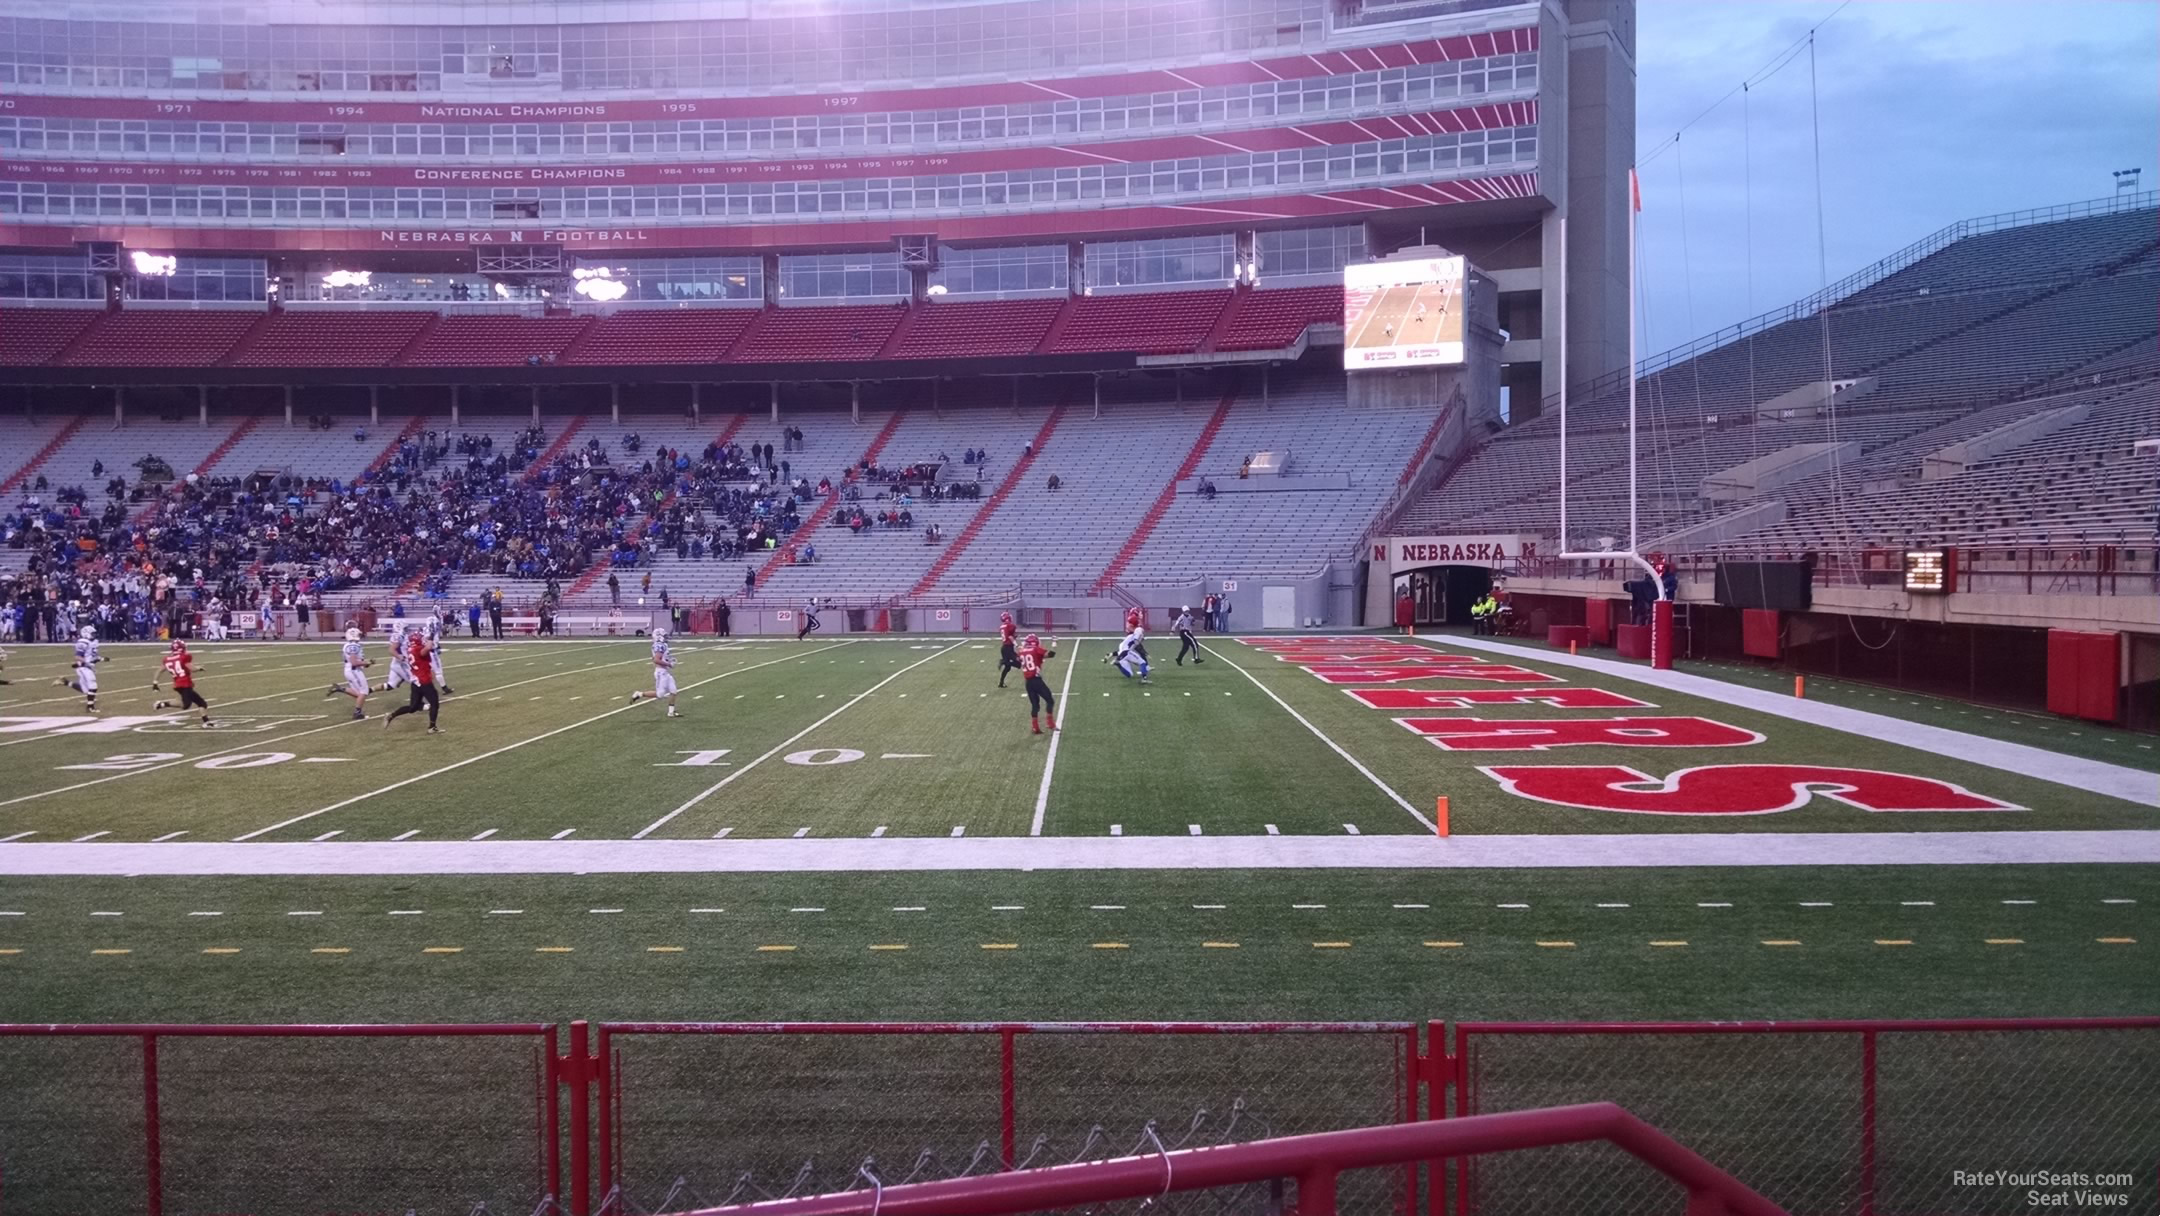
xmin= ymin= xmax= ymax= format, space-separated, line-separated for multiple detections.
xmin=1045 ymin=290 xmax=1232 ymax=355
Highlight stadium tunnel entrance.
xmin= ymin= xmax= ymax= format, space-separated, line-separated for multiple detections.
xmin=1393 ymin=564 xmax=1491 ymax=628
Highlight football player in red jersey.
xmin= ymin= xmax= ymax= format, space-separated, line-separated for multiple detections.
xmin=384 ymin=630 xmax=442 ymax=734
xmin=996 ymin=611 xmax=1020 ymax=688
xmin=1125 ymin=607 xmax=1143 ymax=633
xmin=1018 ymin=633 xmax=1059 ymax=734
xmin=152 ymin=640 xmax=215 ymax=728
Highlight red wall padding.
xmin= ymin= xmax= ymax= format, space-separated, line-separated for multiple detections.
xmin=1615 ymin=623 xmax=1651 ymax=660
xmin=2047 ymin=629 xmax=2120 ymax=723
xmin=1584 ymin=598 xmax=1612 ymax=646
xmin=1741 ymin=609 xmax=1781 ymax=659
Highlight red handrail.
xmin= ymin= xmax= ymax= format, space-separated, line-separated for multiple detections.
xmin=667 ymin=1103 xmax=1788 ymax=1216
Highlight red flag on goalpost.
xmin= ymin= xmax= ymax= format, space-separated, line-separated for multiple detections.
xmin=1630 ymin=167 xmax=1643 ymax=212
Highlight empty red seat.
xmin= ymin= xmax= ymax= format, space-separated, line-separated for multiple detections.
xmin=0 ymin=308 xmax=101 ymax=366
xmin=401 ymin=316 xmax=591 ymax=366
xmin=889 ymin=299 xmax=1064 ymax=359
xmin=58 ymin=310 xmax=259 ymax=367
xmin=729 ymin=305 xmax=905 ymax=363
xmin=566 ymin=309 xmax=760 ymax=365
xmin=1215 ymin=285 xmax=1343 ymax=352
xmin=1045 ymin=290 xmax=1231 ymax=355
xmin=230 ymin=311 xmax=434 ymax=367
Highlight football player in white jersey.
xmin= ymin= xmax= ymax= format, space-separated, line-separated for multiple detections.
xmin=1112 ymin=624 xmax=1151 ymax=685
xmin=324 ymin=625 xmax=371 ymax=719
xmin=629 ymin=626 xmax=681 ymax=717
xmin=423 ymin=610 xmax=453 ymax=695
xmin=66 ymin=625 xmax=104 ymax=712
xmin=382 ymin=621 xmax=413 ymax=693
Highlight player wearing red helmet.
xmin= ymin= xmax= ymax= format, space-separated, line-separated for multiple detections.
xmin=1017 ymin=633 xmax=1058 ymax=734
xmin=996 ymin=611 xmax=1020 ymax=688
xmin=152 ymin=639 xmax=215 ymax=727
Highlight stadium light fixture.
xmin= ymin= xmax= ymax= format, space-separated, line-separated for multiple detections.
xmin=571 ymin=265 xmax=629 ymax=301
xmin=129 ymin=251 xmax=178 ymax=277
xmin=925 ymin=283 xmax=948 ymax=296
xmin=321 ymin=269 xmax=373 ymax=289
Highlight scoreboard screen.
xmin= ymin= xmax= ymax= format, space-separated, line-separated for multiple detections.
xmin=1904 ymin=550 xmax=1950 ymax=594
xmin=1343 ymin=254 xmax=1466 ymax=370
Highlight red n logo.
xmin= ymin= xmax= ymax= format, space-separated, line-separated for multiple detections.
xmin=1374 ymin=544 xmax=1387 ymax=561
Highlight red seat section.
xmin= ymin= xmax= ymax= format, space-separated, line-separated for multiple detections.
xmin=1045 ymin=289 xmax=1231 ymax=355
xmin=889 ymin=298 xmax=1064 ymax=359
xmin=0 ymin=308 xmax=101 ymax=366
xmin=566 ymin=308 xmax=760 ymax=365
xmin=1216 ymin=285 xmax=1343 ymax=352
xmin=58 ymin=310 xmax=258 ymax=366
xmin=400 ymin=315 xmax=592 ymax=366
xmin=730 ymin=305 xmax=905 ymax=363
xmin=229 ymin=311 xmax=435 ymax=367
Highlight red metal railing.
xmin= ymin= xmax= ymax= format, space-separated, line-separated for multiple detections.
xmin=589 ymin=1020 xmax=1416 ymax=1216
xmin=1518 ymin=545 xmax=2159 ymax=597
xmin=0 ymin=1022 xmax=559 ymax=1216
xmin=1439 ymin=1018 xmax=2160 ymax=1216
xmin=670 ymin=1103 xmax=1790 ymax=1216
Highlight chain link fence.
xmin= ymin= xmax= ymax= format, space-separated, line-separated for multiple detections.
xmin=1449 ymin=1019 xmax=2160 ymax=1216
xmin=0 ymin=1024 xmax=559 ymax=1216
xmin=597 ymin=1022 xmax=1415 ymax=1216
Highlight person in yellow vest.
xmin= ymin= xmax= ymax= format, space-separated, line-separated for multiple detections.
xmin=1471 ymin=592 xmax=1498 ymax=634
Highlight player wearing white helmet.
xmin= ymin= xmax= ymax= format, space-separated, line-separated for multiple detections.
xmin=382 ymin=621 xmax=414 ymax=693
xmin=1173 ymin=605 xmax=1202 ymax=666
xmin=65 ymin=624 xmax=103 ymax=712
xmin=325 ymin=625 xmax=371 ymax=719
xmin=422 ymin=610 xmax=453 ymax=695
xmin=629 ymin=626 xmax=680 ymax=716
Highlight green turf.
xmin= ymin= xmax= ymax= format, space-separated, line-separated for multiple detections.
xmin=2 ymin=636 xmax=2149 ymax=842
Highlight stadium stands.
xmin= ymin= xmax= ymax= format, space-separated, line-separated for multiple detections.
xmin=564 ymin=309 xmax=762 ymax=366
xmin=402 ymin=316 xmax=593 ymax=367
xmin=0 ymin=308 xmax=101 ymax=367
xmin=886 ymin=298 xmax=1066 ymax=360
xmin=1212 ymin=286 xmax=1345 ymax=353
xmin=1045 ymin=290 xmax=1234 ymax=355
xmin=228 ymin=312 xmax=437 ymax=368
xmin=730 ymin=305 xmax=906 ymax=364
xmin=58 ymin=311 xmax=260 ymax=368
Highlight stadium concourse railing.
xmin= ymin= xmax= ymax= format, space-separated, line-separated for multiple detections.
xmin=3 ymin=1017 xmax=2156 ymax=1216
xmin=1519 ymin=544 xmax=2160 ymax=597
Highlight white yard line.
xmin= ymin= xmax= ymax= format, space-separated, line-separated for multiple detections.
xmin=1029 ymin=637 xmax=1083 ymax=836
xmin=10 ymin=830 xmax=2158 ymax=875
xmin=231 ymin=641 xmax=856 ymax=841
xmin=1201 ymin=641 xmax=1435 ymax=831
xmin=633 ymin=640 xmax=965 ymax=839
xmin=1430 ymin=635 xmax=2160 ymax=809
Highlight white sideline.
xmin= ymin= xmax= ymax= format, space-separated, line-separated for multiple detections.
xmin=3 ymin=831 xmax=2157 ymax=876
xmin=1203 ymin=642 xmax=1436 ymax=832
xmin=1425 ymin=635 xmax=2160 ymax=809
xmin=632 ymin=640 xmax=967 ymax=838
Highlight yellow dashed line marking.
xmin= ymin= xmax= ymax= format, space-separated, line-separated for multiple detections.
xmin=1875 ymin=940 xmax=1913 ymax=947
xmin=1985 ymin=938 xmax=2023 ymax=946
xmin=1092 ymin=942 xmax=1129 ymax=950
xmin=1761 ymin=940 xmax=1802 ymax=947
xmin=1648 ymin=940 xmax=1688 ymax=948
xmin=980 ymin=943 xmax=1018 ymax=950
xmin=312 ymin=947 xmax=350 ymax=954
xmin=92 ymin=948 xmax=131 ymax=955
xmin=869 ymin=944 xmax=909 ymax=951
xmin=1313 ymin=941 xmax=1353 ymax=949
xmin=201 ymin=947 xmax=240 ymax=955
xmin=755 ymin=945 xmax=797 ymax=953
xmin=1423 ymin=941 xmax=1464 ymax=949
xmin=2097 ymin=937 xmax=2137 ymax=944
xmin=1202 ymin=941 xmax=1240 ymax=949
xmin=646 ymin=946 xmax=684 ymax=953
xmin=422 ymin=947 xmax=463 ymax=954
xmin=1535 ymin=941 xmax=1575 ymax=949
xmin=536 ymin=947 xmax=574 ymax=953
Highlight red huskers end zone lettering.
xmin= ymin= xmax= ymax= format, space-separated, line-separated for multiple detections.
xmin=1347 ymin=688 xmax=1654 ymax=710
xmin=1481 ymin=764 xmax=2023 ymax=815
xmin=1397 ymin=716 xmax=1762 ymax=751
xmin=1304 ymin=663 xmax=1558 ymax=685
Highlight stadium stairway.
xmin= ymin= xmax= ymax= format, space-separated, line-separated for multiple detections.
xmin=522 ymin=416 xmax=589 ymax=483
xmin=366 ymin=416 xmax=430 ymax=477
xmin=1092 ymin=390 xmax=1237 ymax=591
xmin=906 ymin=403 xmax=1069 ymax=596
xmin=0 ymin=414 xmax=89 ymax=494
xmin=751 ymin=411 xmax=909 ymax=590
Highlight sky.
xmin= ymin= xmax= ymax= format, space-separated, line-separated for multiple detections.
xmin=1630 ymin=0 xmax=2158 ymax=356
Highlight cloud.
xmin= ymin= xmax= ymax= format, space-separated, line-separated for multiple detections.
xmin=1629 ymin=0 xmax=2158 ymax=354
